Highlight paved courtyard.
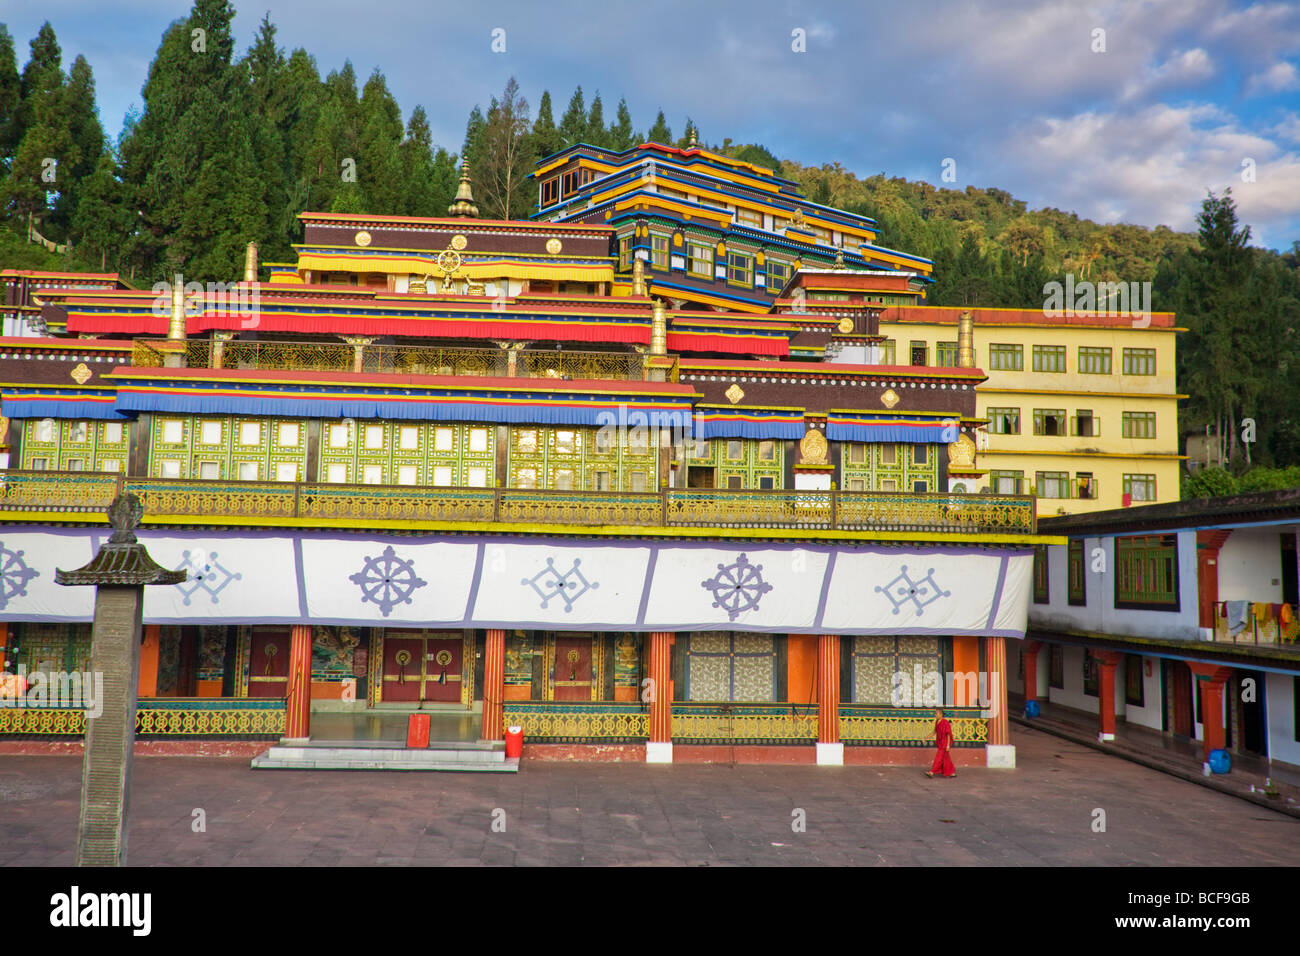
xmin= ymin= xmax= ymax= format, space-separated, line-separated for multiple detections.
xmin=2 ymin=724 xmax=1298 ymax=866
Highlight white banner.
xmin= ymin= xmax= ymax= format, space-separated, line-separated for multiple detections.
xmin=474 ymin=543 xmax=649 ymax=628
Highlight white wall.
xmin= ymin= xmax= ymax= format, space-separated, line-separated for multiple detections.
xmin=1217 ymin=529 xmax=1283 ymax=603
xmin=1266 ymin=672 xmax=1300 ymax=769
xmin=1030 ymin=532 xmax=1201 ymax=641
xmin=1047 ymin=645 xmax=1098 ymax=714
xmin=1121 ymin=655 xmax=1164 ymax=730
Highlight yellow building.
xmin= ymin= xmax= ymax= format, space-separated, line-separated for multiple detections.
xmin=879 ymin=305 xmax=1183 ymax=515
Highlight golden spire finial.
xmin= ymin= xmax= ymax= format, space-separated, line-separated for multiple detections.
xmin=958 ymin=309 xmax=975 ymax=368
xmin=689 ymin=127 xmax=697 ymax=147
xmin=244 ymin=241 xmax=258 ymax=283
xmin=632 ymin=257 xmax=648 ymax=296
xmin=650 ymin=298 xmax=668 ymax=356
xmin=168 ymin=275 xmax=186 ymax=341
xmin=448 ymin=161 xmax=479 ymax=217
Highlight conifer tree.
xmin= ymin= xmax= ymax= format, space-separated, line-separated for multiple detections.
xmin=71 ymin=151 xmax=133 ymax=271
xmin=356 ymin=70 xmax=404 ymax=213
xmin=475 ymin=77 xmax=533 ymax=219
xmin=646 ymin=109 xmax=671 ymax=145
xmin=586 ymin=92 xmax=609 ymax=147
xmin=531 ymin=90 xmax=562 ymax=160
xmin=609 ymin=97 xmax=634 ymax=150
xmin=0 ymin=26 xmax=21 ymax=162
xmin=558 ymin=86 xmax=587 ymax=146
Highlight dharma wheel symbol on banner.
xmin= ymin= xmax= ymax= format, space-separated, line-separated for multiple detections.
xmin=875 ymin=565 xmax=951 ymax=617
xmin=0 ymin=542 xmax=39 ymax=610
xmin=701 ymin=553 xmax=773 ymax=621
xmin=349 ymin=545 xmax=428 ymax=617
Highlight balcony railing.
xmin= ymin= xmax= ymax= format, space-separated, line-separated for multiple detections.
xmin=0 ymin=471 xmax=1037 ymax=534
xmin=130 ymin=338 xmax=653 ymax=381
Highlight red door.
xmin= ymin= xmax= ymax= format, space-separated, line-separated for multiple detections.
xmin=1197 ymin=548 xmax=1219 ymax=628
xmin=1172 ymin=661 xmax=1194 ymax=737
xmin=423 ymin=637 xmax=462 ymax=703
xmin=382 ymin=636 xmax=422 ymax=703
xmin=248 ymin=628 xmax=290 ymax=698
xmin=553 ymin=635 xmax=593 ymax=701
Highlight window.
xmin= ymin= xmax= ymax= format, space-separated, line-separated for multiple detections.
xmin=161 ymin=420 xmax=183 ymax=444
xmin=555 ymin=430 xmax=577 ymax=455
xmin=1049 ymin=645 xmax=1064 ymax=688
xmin=848 ymin=443 xmax=866 ymax=464
xmin=68 ymin=422 xmax=88 ymax=443
xmin=560 ymin=169 xmax=580 ymax=197
xmin=1072 ymin=410 xmax=1098 ymax=437
xmin=468 ymin=428 xmax=490 ymax=453
xmin=362 ymin=464 xmax=382 ymax=485
xmin=1068 ymin=538 xmax=1086 ymax=605
xmin=734 ymin=207 xmax=762 ymax=227
xmin=1033 ymin=409 xmax=1067 ymax=436
xmin=912 ymin=479 xmax=928 ymax=492
xmin=64 ymin=458 xmax=85 ymax=471
xmin=988 ymin=344 xmax=1023 ymax=371
xmin=466 ymin=466 xmax=488 ymax=488
xmin=847 ymin=478 xmax=866 ymax=492
xmin=364 ymin=425 xmax=384 ymax=450
xmin=397 ymin=465 xmax=418 ymax=486
xmin=1123 ymin=348 xmax=1156 ymax=375
xmin=991 ymin=470 xmax=1023 ymax=495
xmin=431 ymin=466 xmax=452 ymax=486
xmin=1078 ymin=346 xmax=1112 ymax=374
xmin=1083 ymin=650 xmax=1099 ymax=697
xmin=688 ymin=243 xmax=713 ymax=278
xmin=592 ymin=470 xmax=611 ymax=491
xmin=594 ymin=429 xmax=613 ymax=454
xmin=541 ymin=177 xmax=558 ymax=206
xmin=727 ymin=252 xmax=753 ymax=286
xmin=1115 ymin=534 xmax=1178 ymax=609
xmin=199 ymin=420 xmax=222 ymax=445
xmin=880 ymin=444 xmax=897 ymax=465
xmin=1036 ymin=471 xmax=1069 ymax=498
xmin=1077 ymin=472 xmax=1097 ymax=499
xmin=1033 ymin=345 xmax=1067 ymax=372
xmin=1125 ymin=654 xmax=1145 ymax=706
xmin=910 ymin=341 xmax=928 ymax=366
xmin=726 ymin=475 xmax=743 ymax=489
xmin=1033 ymin=546 xmax=1049 ymax=603
xmin=758 ymin=440 xmax=776 ymax=461
xmin=685 ymin=633 xmax=777 ymax=702
xmin=160 ymin=460 xmax=182 ymax=478
xmin=692 ymin=439 xmax=711 ymax=459
xmin=879 ymin=478 xmax=897 ymax=491
xmin=1124 ymin=473 xmax=1157 ymax=502
xmin=237 ymin=461 xmax=259 ymax=481
xmin=759 ymin=475 xmax=776 ymax=490
xmin=850 ymin=635 xmax=942 ymax=705
xmin=99 ymin=459 xmax=122 ymax=474
xmin=399 ymin=426 xmax=419 ymax=451
xmin=29 ymin=457 xmax=47 ymax=470
xmin=617 ymin=236 xmax=631 ymax=269
xmin=516 ymin=429 xmax=539 ymax=454
xmin=238 ymin=422 xmax=261 ymax=446
xmin=913 ymin=444 xmax=928 ymax=465
xmin=727 ymin=440 xmax=743 ymax=460
xmin=765 ymin=260 xmax=789 ymax=293
xmin=326 ymin=463 xmax=347 ymax=483
xmin=434 ymin=427 xmax=454 ymax=452
xmin=329 ymin=423 xmax=350 ymax=448
xmin=987 ymin=407 xmax=1020 ymax=435
xmin=879 ymin=339 xmax=896 ymax=364
xmin=275 ymin=462 xmax=297 ymax=482
xmin=277 ymin=423 xmax=300 ymax=446
xmin=198 ymin=461 xmax=220 ymax=479
xmin=629 ymin=472 xmax=648 ymax=492
xmin=33 ymin=419 xmax=55 ymax=443
xmin=1122 ymin=412 xmax=1156 ymax=439
xmin=650 ymin=234 xmax=669 ymax=270
xmin=936 ymin=341 xmax=958 ymax=367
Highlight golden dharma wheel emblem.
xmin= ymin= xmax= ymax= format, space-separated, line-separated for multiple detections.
xmin=70 ymin=362 xmax=93 ymax=384
xmin=725 ymin=383 xmax=745 ymax=404
xmin=451 ymin=234 xmax=468 ymax=251
xmin=566 ymin=649 xmax=581 ymax=664
xmin=354 ymin=230 xmax=372 ymax=247
xmin=799 ymin=427 xmax=829 ymax=465
xmin=880 ymin=388 xmax=901 ymax=409
xmin=837 ymin=317 xmax=854 ymax=334
xmin=545 ymin=238 xmax=563 ymax=255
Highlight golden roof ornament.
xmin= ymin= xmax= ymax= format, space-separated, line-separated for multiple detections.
xmin=948 ymin=432 xmax=977 ymax=468
xmin=725 ymin=383 xmax=744 ymax=404
xmin=244 ymin=241 xmax=259 ymax=282
xmin=835 ymin=247 xmax=845 ymax=268
xmin=631 ymin=258 xmax=648 ymax=296
xmin=650 ymin=298 xmax=668 ymax=356
xmin=447 ymin=162 xmax=479 ymax=217
xmin=880 ymin=388 xmax=900 ymax=409
xmin=799 ymin=427 xmax=829 ymax=465
xmin=958 ymin=309 xmax=976 ymax=368
xmin=689 ymin=127 xmax=697 ymax=147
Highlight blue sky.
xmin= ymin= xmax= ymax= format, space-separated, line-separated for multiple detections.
xmin=7 ymin=0 xmax=1300 ymax=249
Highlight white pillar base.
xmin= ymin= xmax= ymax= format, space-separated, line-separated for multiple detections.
xmin=645 ymin=741 xmax=673 ymax=764
xmin=1098 ymin=732 xmax=1116 ymax=742
xmin=985 ymin=744 xmax=1016 ymax=768
xmin=816 ymin=742 xmax=844 ymax=766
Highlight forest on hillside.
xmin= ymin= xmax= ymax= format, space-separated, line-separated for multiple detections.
xmin=1 ymin=2 xmax=1299 ymax=477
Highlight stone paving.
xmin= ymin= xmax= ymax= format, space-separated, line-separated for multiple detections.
xmin=1 ymin=724 xmax=1298 ymax=866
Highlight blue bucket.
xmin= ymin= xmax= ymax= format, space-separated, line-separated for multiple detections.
xmin=1208 ymin=749 xmax=1231 ymax=774
xmin=1024 ymin=699 xmax=1041 ymax=719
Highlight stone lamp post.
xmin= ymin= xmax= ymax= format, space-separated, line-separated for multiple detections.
xmin=56 ymin=493 xmax=186 ymax=866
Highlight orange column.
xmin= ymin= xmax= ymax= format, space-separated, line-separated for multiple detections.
xmin=1021 ymin=640 xmax=1041 ymax=706
xmin=951 ymin=635 xmax=980 ymax=705
xmin=816 ymin=635 xmax=839 ymax=744
xmin=983 ymin=637 xmax=1009 ymax=746
xmin=137 ymin=625 xmax=160 ymax=698
xmin=1188 ymin=663 xmax=1233 ymax=762
xmin=647 ymin=631 xmax=672 ymax=762
xmin=1095 ymin=650 xmax=1122 ymax=741
xmin=284 ymin=624 xmax=312 ymax=741
xmin=481 ymin=629 xmax=505 ymax=741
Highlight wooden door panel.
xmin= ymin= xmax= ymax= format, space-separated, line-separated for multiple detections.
xmin=248 ymin=629 xmax=289 ymax=698
xmin=423 ymin=638 xmax=462 ymax=703
xmin=553 ymin=636 xmax=593 ymax=701
xmin=382 ymin=637 xmax=422 ymax=703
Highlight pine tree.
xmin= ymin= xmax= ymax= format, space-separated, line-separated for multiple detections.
xmin=16 ymin=22 xmax=62 ymax=136
xmin=558 ymin=86 xmax=586 ymax=146
xmin=71 ymin=151 xmax=133 ymax=271
xmin=531 ymin=90 xmax=562 ymax=160
xmin=586 ymin=92 xmax=609 ymax=148
xmin=400 ymin=105 xmax=456 ymax=216
xmin=609 ymin=97 xmax=634 ymax=150
xmin=356 ymin=70 xmax=404 ymax=213
xmin=475 ymin=77 xmax=533 ymax=219
xmin=0 ymin=26 xmax=21 ymax=162
xmin=646 ymin=110 xmax=671 ymax=145
xmin=49 ymin=54 xmax=106 ymax=238
xmin=461 ymin=104 xmax=486 ymax=171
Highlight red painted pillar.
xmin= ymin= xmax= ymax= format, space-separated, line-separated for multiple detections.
xmin=0 ymin=622 xmax=8 ymax=672
xmin=285 ymin=624 xmax=312 ymax=741
xmin=1095 ymin=650 xmax=1123 ymax=741
xmin=481 ymin=629 xmax=505 ymax=741
xmin=1188 ymin=663 xmax=1234 ymax=762
xmin=984 ymin=637 xmax=1010 ymax=746
xmin=816 ymin=634 xmax=840 ymax=744
xmin=138 ymin=624 xmax=160 ymax=698
xmin=1022 ymin=640 xmax=1042 ymax=706
xmin=647 ymin=631 xmax=672 ymax=762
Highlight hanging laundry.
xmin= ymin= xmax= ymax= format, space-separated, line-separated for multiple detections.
xmin=1226 ymin=601 xmax=1249 ymax=635
xmin=1281 ymin=603 xmax=1294 ymax=625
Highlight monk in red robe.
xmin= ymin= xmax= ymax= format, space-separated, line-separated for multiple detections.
xmin=925 ymin=708 xmax=956 ymax=778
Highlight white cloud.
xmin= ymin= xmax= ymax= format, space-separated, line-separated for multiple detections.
xmin=1246 ymin=61 xmax=1300 ymax=95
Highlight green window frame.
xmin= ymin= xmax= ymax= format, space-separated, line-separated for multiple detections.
xmin=936 ymin=341 xmax=959 ymax=367
xmin=879 ymin=339 xmax=896 ymax=364
xmin=1122 ymin=411 xmax=1156 ymax=439
xmin=1033 ymin=545 xmax=1049 ymax=604
xmin=1078 ymin=346 xmax=1112 ymax=374
xmin=990 ymin=470 xmax=1023 ymax=495
xmin=1115 ymin=533 xmax=1179 ymax=610
xmin=1122 ymin=348 xmax=1156 ymax=375
xmin=726 ymin=251 xmax=753 ymax=287
xmin=1068 ymin=538 xmax=1086 ymax=605
xmin=988 ymin=344 xmax=1023 ymax=371
xmin=1032 ymin=345 xmax=1067 ymax=373
xmin=987 ymin=407 xmax=1020 ymax=435
xmin=765 ymin=259 xmax=789 ymax=293
xmin=688 ymin=242 xmax=713 ymax=278
xmin=909 ymin=341 xmax=928 ymax=366
xmin=1033 ymin=408 xmax=1067 ymax=437
xmin=650 ymin=234 xmax=670 ymax=270
xmin=1123 ymin=473 xmax=1157 ymax=502
xmin=618 ymin=236 xmax=632 ymax=270
xmin=1035 ymin=471 xmax=1069 ymax=498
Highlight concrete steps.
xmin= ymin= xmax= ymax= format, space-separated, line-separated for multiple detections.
xmin=251 ymin=739 xmax=518 ymax=772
